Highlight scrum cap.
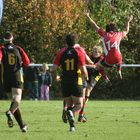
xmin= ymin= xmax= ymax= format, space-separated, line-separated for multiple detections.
xmin=3 ymin=32 xmax=13 ymax=42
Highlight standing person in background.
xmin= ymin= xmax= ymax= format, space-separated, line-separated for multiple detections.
xmin=86 ymin=13 xmax=133 ymax=79
xmin=39 ymin=63 xmax=52 ymax=100
xmin=25 ymin=57 xmax=39 ymax=100
xmin=0 ymin=32 xmax=30 ymax=132
xmin=52 ymin=33 xmax=88 ymax=132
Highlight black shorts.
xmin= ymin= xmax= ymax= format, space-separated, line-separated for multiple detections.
xmin=101 ymin=59 xmax=113 ymax=68
xmin=3 ymin=80 xmax=23 ymax=92
xmin=61 ymin=81 xmax=83 ymax=98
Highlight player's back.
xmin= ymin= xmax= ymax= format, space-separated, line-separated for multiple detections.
xmin=60 ymin=47 xmax=81 ymax=83
xmin=2 ymin=44 xmax=22 ymax=78
xmin=98 ymin=29 xmax=126 ymax=56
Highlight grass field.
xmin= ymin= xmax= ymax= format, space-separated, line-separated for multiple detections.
xmin=0 ymin=100 xmax=140 ymax=140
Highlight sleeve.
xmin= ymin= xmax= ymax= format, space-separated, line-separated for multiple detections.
xmin=19 ymin=47 xmax=30 ymax=67
xmin=53 ymin=48 xmax=66 ymax=66
xmin=77 ymin=48 xmax=86 ymax=66
xmin=98 ymin=28 xmax=106 ymax=37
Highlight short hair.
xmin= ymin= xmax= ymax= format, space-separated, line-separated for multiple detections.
xmin=65 ymin=33 xmax=78 ymax=47
xmin=93 ymin=45 xmax=103 ymax=54
xmin=106 ymin=23 xmax=118 ymax=32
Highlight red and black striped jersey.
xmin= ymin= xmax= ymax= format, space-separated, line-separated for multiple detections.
xmin=53 ymin=44 xmax=86 ymax=83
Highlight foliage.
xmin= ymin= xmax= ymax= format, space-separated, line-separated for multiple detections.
xmin=1 ymin=0 xmax=139 ymax=62
xmin=0 ymin=0 xmax=140 ymax=98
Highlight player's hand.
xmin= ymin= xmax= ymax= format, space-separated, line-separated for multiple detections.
xmin=86 ymin=12 xmax=90 ymax=18
xmin=92 ymin=64 xmax=96 ymax=69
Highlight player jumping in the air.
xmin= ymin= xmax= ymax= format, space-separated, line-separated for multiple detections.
xmin=86 ymin=13 xmax=133 ymax=79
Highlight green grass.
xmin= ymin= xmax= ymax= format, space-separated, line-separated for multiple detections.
xmin=0 ymin=100 xmax=140 ymax=140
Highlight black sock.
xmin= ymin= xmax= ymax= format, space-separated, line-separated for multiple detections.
xmin=10 ymin=101 xmax=18 ymax=114
xmin=14 ymin=108 xmax=24 ymax=129
xmin=67 ymin=107 xmax=75 ymax=127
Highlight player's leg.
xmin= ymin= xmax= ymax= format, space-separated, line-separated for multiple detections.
xmin=78 ymin=78 xmax=87 ymax=122
xmin=64 ymin=96 xmax=75 ymax=131
xmin=62 ymin=99 xmax=68 ymax=123
xmin=6 ymin=88 xmax=27 ymax=132
xmin=95 ymin=61 xmax=112 ymax=85
xmin=14 ymin=108 xmax=27 ymax=132
xmin=68 ymin=95 xmax=83 ymax=131
xmin=67 ymin=84 xmax=83 ymax=131
xmin=117 ymin=64 xmax=122 ymax=79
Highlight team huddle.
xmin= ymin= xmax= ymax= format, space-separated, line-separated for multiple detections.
xmin=0 ymin=13 xmax=133 ymax=132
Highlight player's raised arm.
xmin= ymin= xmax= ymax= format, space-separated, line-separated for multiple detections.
xmin=124 ymin=15 xmax=133 ymax=35
xmin=85 ymin=54 xmax=94 ymax=65
xmin=86 ymin=13 xmax=100 ymax=32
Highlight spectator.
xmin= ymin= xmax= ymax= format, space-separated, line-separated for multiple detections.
xmin=25 ymin=57 xmax=39 ymax=100
xmin=39 ymin=63 xmax=52 ymax=100
xmin=0 ymin=32 xmax=30 ymax=132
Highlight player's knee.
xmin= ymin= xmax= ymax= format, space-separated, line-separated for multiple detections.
xmin=75 ymin=102 xmax=82 ymax=110
xmin=12 ymin=94 xmax=22 ymax=103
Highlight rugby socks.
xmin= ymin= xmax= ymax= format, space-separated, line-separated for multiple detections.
xmin=9 ymin=101 xmax=19 ymax=114
xmin=10 ymin=102 xmax=24 ymax=129
xmin=67 ymin=107 xmax=75 ymax=128
xmin=85 ymin=96 xmax=89 ymax=103
xmin=63 ymin=100 xmax=68 ymax=111
xmin=14 ymin=108 xmax=24 ymax=129
xmin=79 ymin=98 xmax=86 ymax=116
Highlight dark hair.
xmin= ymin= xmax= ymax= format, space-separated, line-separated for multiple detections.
xmin=65 ymin=33 xmax=78 ymax=47
xmin=106 ymin=23 xmax=118 ymax=32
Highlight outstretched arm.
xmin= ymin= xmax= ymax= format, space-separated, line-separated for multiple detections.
xmin=124 ymin=15 xmax=133 ymax=35
xmin=86 ymin=13 xmax=100 ymax=32
xmin=85 ymin=54 xmax=94 ymax=65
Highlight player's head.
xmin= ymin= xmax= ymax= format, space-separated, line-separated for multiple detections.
xmin=106 ymin=23 xmax=118 ymax=32
xmin=3 ymin=32 xmax=14 ymax=42
xmin=92 ymin=45 xmax=103 ymax=58
xmin=65 ymin=33 xmax=78 ymax=47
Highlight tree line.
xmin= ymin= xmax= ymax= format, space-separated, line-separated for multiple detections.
xmin=0 ymin=0 xmax=140 ymax=99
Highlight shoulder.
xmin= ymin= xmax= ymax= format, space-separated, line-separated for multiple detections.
xmin=15 ymin=45 xmax=23 ymax=51
xmin=98 ymin=28 xmax=106 ymax=36
xmin=117 ymin=31 xmax=127 ymax=37
xmin=73 ymin=44 xmax=85 ymax=54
